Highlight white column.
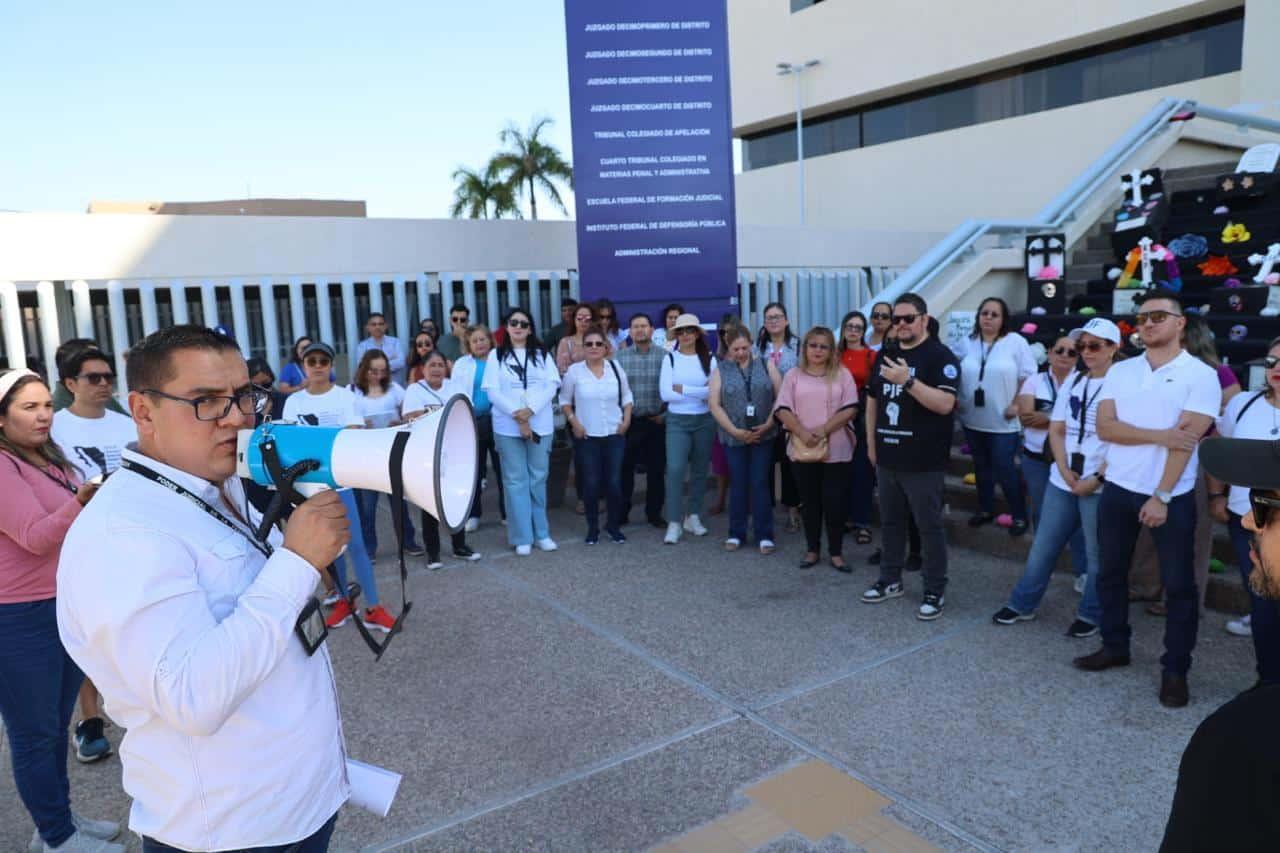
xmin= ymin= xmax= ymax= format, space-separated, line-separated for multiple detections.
xmin=288 ymin=277 xmax=306 ymax=341
xmin=485 ymin=273 xmax=500 ymax=328
xmin=782 ymin=272 xmax=798 ymax=330
xmin=548 ymin=273 xmax=562 ymax=325
xmin=368 ymin=275 xmax=384 ymax=317
xmin=71 ymin=280 xmax=94 ymax=338
xmin=568 ymin=270 xmax=580 ymax=301
xmin=169 ymin=279 xmax=189 ymax=325
xmin=138 ymin=280 xmax=159 ymax=336
xmin=392 ymin=275 xmax=409 ymax=344
xmin=35 ymin=281 xmax=61 ymax=384
xmin=340 ymin=277 xmax=358 ymax=371
xmin=106 ymin=280 xmax=130 ymax=388
xmin=316 ymin=279 xmax=335 ymax=346
xmin=200 ymin=280 xmax=219 ymax=328
xmin=258 ymin=280 xmax=281 ymax=367
xmin=527 ymin=271 xmax=543 ymax=331
xmin=0 ymin=281 xmax=25 ymax=373
xmin=505 ymin=272 xmax=520 ymax=312
xmin=417 ymin=274 xmax=434 ymax=326
xmin=463 ymin=274 xmax=477 ymax=320
xmin=229 ymin=279 xmax=252 ymax=358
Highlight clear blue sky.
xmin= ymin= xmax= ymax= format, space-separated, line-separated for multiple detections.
xmin=1 ymin=1 xmax=580 ymax=219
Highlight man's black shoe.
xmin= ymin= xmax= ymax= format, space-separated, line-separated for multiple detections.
xmin=648 ymin=517 xmax=667 ymax=528
xmin=1160 ymin=672 xmax=1189 ymax=708
xmin=1072 ymin=649 xmax=1131 ymax=671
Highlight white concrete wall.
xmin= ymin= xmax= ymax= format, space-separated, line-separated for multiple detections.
xmin=729 ymin=0 xmax=1241 ymax=133
xmin=733 ymin=75 xmax=1244 ymax=232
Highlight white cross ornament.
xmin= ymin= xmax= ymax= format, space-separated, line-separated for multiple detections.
xmin=1249 ymin=242 xmax=1280 ymax=284
xmin=1123 ymin=169 xmax=1156 ymax=206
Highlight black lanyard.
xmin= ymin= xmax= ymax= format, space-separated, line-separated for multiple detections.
xmin=119 ymin=458 xmax=273 ymax=560
xmin=416 ymin=381 xmax=447 ymax=409
xmin=508 ymin=350 xmax=530 ymax=389
xmin=977 ymin=339 xmax=993 ymax=383
xmin=9 ymin=454 xmax=79 ymax=496
xmin=736 ymin=359 xmax=755 ymax=402
xmin=1077 ymin=379 xmax=1104 ymax=444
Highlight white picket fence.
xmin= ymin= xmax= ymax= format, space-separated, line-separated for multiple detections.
xmin=0 ymin=267 xmax=900 ymax=390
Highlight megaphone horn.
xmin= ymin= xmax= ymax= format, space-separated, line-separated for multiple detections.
xmin=237 ymin=394 xmax=479 ymax=534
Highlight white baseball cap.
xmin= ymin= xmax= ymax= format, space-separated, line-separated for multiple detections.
xmin=1067 ymin=318 xmax=1121 ymax=345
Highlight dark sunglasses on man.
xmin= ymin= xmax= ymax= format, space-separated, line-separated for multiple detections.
xmin=77 ymin=371 xmax=116 ymax=385
xmin=1134 ymin=309 xmax=1181 ymax=326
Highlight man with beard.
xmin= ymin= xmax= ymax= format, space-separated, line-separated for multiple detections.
xmin=1160 ymin=435 xmax=1280 ymax=850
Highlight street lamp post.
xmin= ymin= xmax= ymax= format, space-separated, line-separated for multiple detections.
xmin=776 ymin=59 xmax=820 ymax=225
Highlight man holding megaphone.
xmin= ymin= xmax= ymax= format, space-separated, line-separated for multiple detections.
xmin=56 ymin=326 xmax=352 ymax=851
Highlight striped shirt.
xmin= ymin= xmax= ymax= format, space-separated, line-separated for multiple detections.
xmin=615 ymin=344 xmax=666 ymax=417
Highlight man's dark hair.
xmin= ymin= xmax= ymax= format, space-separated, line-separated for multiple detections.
xmin=1138 ymin=288 xmax=1183 ymax=311
xmin=126 ymin=325 xmax=241 ymax=391
xmin=894 ymin=293 xmax=928 ymax=315
xmin=366 ymin=312 xmax=386 ymax=322
xmin=561 ymin=297 xmax=578 ymax=309
xmin=450 ymin=303 xmax=469 ymax=316
xmin=628 ymin=312 xmax=653 ymax=327
xmin=54 ymin=338 xmax=100 ymax=375
xmin=60 ymin=348 xmax=112 ymax=385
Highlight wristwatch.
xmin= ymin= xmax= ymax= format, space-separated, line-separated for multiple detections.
xmin=902 ymin=377 xmax=916 ymax=392
xmin=1153 ymin=488 xmax=1173 ymax=505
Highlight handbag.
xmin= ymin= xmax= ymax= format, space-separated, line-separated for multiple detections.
xmin=787 ymin=375 xmax=832 ymax=463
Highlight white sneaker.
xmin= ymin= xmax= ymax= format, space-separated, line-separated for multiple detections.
xmin=759 ymin=539 xmax=776 ymax=555
xmin=664 ymin=522 xmax=682 ymax=544
xmin=724 ymin=537 xmax=741 ymax=551
xmin=427 ymin=558 xmax=444 ymax=570
xmin=1073 ymin=574 xmax=1087 ymax=594
xmin=31 ymin=814 xmax=122 ymax=853
xmin=515 ymin=544 xmax=532 ymax=556
xmin=536 ymin=537 xmax=559 ymax=552
xmin=1226 ymin=614 xmax=1253 ymax=637
xmin=43 ymin=831 xmax=124 ymax=852
xmin=683 ymin=515 xmax=708 ymax=536
xmin=464 ymin=518 xmax=480 ymax=533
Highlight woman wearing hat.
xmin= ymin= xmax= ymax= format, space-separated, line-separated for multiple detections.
xmin=993 ymin=318 xmax=1121 ymax=638
xmin=660 ymin=313 xmax=717 ymax=544
xmin=0 ymin=369 xmax=121 ymax=850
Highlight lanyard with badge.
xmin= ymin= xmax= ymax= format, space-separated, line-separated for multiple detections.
xmin=1072 ymin=379 xmax=1104 ymax=475
xmin=737 ymin=360 xmax=762 ymax=427
xmin=973 ymin=340 xmax=992 ymax=407
xmin=507 ymin=350 xmax=542 ymax=444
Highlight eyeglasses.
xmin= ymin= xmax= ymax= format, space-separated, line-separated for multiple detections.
xmin=1250 ymin=490 xmax=1280 ymax=529
xmin=77 ymin=371 xmax=116 ymax=385
xmin=764 ymin=314 xmax=785 ymax=322
xmin=583 ymin=340 xmax=606 ymax=349
xmin=806 ymin=342 xmax=832 ymax=350
xmin=508 ymin=319 xmax=531 ymax=329
xmin=304 ymin=357 xmax=332 ymax=368
xmin=1077 ymin=341 xmax=1109 ymax=353
xmin=870 ymin=312 xmax=891 ymax=321
xmin=979 ymin=310 xmax=1002 ymax=319
xmin=1134 ymin=310 xmax=1181 ymax=326
xmin=891 ymin=313 xmax=920 ymax=325
xmin=140 ymin=387 xmax=269 ymax=422
xmin=1265 ymin=355 xmax=1279 ymax=369
xmin=1052 ymin=347 xmax=1077 ymax=357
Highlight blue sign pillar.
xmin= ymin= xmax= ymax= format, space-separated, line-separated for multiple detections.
xmin=564 ymin=1 xmax=739 ymax=329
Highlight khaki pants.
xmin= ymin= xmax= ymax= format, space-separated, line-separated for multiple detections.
xmin=1128 ymin=469 xmax=1211 ymax=612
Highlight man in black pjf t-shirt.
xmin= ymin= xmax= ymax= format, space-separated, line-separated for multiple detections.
xmin=1159 ymin=435 xmax=1280 ymax=851
xmin=861 ymin=293 xmax=960 ymax=621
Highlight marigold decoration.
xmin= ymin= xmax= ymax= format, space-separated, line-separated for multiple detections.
xmin=1222 ymin=222 xmax=1251 ymax=243
xmin=1198 ymin=255 xmax=1238 ymax=276
xmin=1116 ymin=321 xmax=1135 ymax=339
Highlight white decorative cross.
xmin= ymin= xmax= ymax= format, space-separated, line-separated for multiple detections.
xmin=1138 ymin=236 xmax=1156 ymax=286
xmin=1123 ymin=169 xmax=1156 ymax=206
xmin=1250 ymin=243 xmax=1280 ymax=284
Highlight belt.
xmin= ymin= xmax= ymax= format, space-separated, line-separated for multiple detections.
xmin=1022 ymin=447 xmax=1048 ymax=461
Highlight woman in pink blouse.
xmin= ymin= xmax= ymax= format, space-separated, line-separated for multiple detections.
xmin=0 ymin=370 xmax=118 ymax=850
xmin=773 ymin=328 xmax=859 ymax=571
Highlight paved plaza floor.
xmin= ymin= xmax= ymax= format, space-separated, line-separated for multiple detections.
xmin=1 ymin=500 xmax=1258 ymax=851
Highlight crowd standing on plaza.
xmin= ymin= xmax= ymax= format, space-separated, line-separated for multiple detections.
xmin=3 ymin=285 xmax=1278 ymax=850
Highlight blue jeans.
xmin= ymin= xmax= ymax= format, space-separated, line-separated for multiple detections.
xmin=847 ymin=409 xmax=874 ymax=527
xmin=353 ymin=490 xmax=419 ymax=560
xmin=665 ymin=413 xmax=715 ymax=521
xmin=331 ymin=489 xmax=379 ymax=606
xmin=1007 ymin=483 xmax=1102 ymax=624
xmin=1022 ymin=452 xmax=1087 ymax=576
xmin=144 ymin=812 xmax=337 ymax=852
xmin=724 ymin=441 xmax=775 ymax=543
xmin=965 ymin=428 xmax=1025 ymax=521
xmin=495 ymin=433 xmax=552 ymax=546
xmin=0 ymin=599 xmax=83 ymax=847
xmin=1228 ymin=513 xmax=1280 ymax=685
xmin=576 ymin=434 xmax=625 ymax=537
xmin=1097 ymin=484 xmax=1198 ymax=675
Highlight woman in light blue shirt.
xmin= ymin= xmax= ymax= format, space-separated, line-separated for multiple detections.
xmin=450 ymin=324 xmax=504 ymax=530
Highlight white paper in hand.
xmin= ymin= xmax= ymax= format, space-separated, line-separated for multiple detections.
xmin=346 ymin=759 xmax=402 ymax=817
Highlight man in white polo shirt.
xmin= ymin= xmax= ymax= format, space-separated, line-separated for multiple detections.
xmin=1073 ymin=291 xmax=1221 ymax=708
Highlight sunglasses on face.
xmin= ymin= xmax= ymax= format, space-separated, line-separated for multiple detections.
xmin=451 ymin=315 xmax=467 ymax=324
xmin=1077 ymin=341 xmax=1110 ymax=353
xmin=677 ymin=327 xmax=698 ymax=335
xmin=1134 ymin=310 xmax=1181 ymax=326
xmin=304 ymin=357 xmax=332 ymax=368
xmin=891 ymin=313 xmax=920 ymax=325
xmin=77 ymin=372 xmax=116 ymax=385
xmin=583 ymin=340 xmax=606 ymax=349
xmin=416 ymin=341 xmax=433 ymax=349
xmin=1251 ymin=490 xmax=1280 ymax=529
xmin=1265 ymin=355 xmax=1279 ymax=369
xmin=1052 ymin=347 xmax=1077 ymax=358
xmin=870 ymin=312 xmax=890 ymax=320
xmin=508 ymin=319 xmax=531 ymax=329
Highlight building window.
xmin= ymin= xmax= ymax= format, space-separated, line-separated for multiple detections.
xmin=743 ymin=9 xmax=1243 ymax=168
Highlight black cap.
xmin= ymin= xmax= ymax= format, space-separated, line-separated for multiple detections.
xmin=301 ymin=341 xmax=336 ymax=360
xmin=1200 ymin=436 xmax=1280 ymax=491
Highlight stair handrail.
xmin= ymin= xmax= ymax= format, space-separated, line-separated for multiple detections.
xmin=874 ymin=97 xmax=1280 ymax=310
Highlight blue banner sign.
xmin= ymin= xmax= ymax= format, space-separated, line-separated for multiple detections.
xmin=564 ymin=0 xmax=738 ymax=329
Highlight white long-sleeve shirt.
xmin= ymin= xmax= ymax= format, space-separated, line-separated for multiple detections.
xmin=481 ymin=346 xmax=561 ymax=437
xmin=56 ymin=448 xmax=348 ymax=851
xmin=659 ymin=350 xmax=717 ymax=415
xmin=560 ymin=360 xmax=634 ymax=436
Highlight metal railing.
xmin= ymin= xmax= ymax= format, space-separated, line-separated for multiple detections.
xmin=873 ymin=97 xmax=1280 ymax=311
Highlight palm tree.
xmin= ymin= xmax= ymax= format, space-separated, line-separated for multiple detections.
xmin=491 ymin=116 xmax=574 ymax=220
xmin=449 ymin=163 xmax=519 ymax=219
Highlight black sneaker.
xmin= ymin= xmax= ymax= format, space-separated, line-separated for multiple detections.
xmin=453 ymin=546 xmax=482 ymax=562
xmin=1066 ymin=619 xmax=1099 ymax=639
xmin=861 ymin=581 xmax=904 ymax=604
xmin=905 ymin=553 xmax=922 ymax=572
xmin=917 ymin=593 xmax=946 ymax=621
xmin=992 ymin=607 xmax=1035 ymax=625
xmin=404 ymin=543 xmax=426 ymax=557
xmin=75 ymin=717 xmax=111 ymax=763
xmin=585 ymin=535 xmax=599 ymax=545
xmin=608 ymin=529 xmax=627 ymax=544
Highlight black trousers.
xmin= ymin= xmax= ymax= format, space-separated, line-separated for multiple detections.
xmin=421 ymin=510 xmax=465 ymax=560
xmin=770 ymin=433 xmax=801 ymax=508
xmin=792 ymin=461 xmax=848 ymax=556
xmin=622 ymin=415 xmax=666 ymax=522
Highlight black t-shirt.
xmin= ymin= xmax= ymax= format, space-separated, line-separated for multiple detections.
xmin=1161 ymin=685 xmax=1280 ymax=852
xmin=867 ymin=336 xmax=960 ymax=472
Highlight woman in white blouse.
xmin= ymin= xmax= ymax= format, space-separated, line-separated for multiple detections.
xmin=954 ymin=297 xmax=1037 ymax=536
xmin=482 ymin=308 xmax=562 ymax=556
xmin=659 ymin=313 xmax=718 ymax=544
xmin=560 ymin=326 xmax=634 ymax=545
xmin=351 ymin=350 xmax=423 ymax=559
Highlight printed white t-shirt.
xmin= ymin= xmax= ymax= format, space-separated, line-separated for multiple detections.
xmin=281 ymin=386 xmax=363 ymax=428
xmin=1217 ymin=390 xmax=1280 ymax=517
xmin=51 ymin=408 xmax=138 ymax=479
xmin=1048 ymin=371 xmax=1111 ymax=491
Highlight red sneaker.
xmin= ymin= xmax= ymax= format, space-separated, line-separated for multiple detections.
xmin=325 ymin=598 xmax=354 ymax=629
xmin=361 ymin=605 xmax=397 ymax=634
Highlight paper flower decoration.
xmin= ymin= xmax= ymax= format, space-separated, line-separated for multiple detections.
xmin=1107 ymin=267 xmax=1122 ymax=281
xmin=963 ymin=473 xmax=976 ymax=485
xmin=1030 ymin=306 xmax=1047 ymax=316
xmin=1267 ymin=273 xmax=1280 ymax=285
xmin=995 ymin=513 xmax=1013 ymax=528
xmin=1079 ymin=306 xmax=1097 ymax=316
xmin=1117 ymin=321 xmax=1135 ymax=338
xmin=1222 ymin=223 xmax=1252 ymax=243
xmin=1029 ymin=342 xmax=1047 ymax=365
xmin=1214 ymin=205 xmax=1230 ymax=215
xmin=1168 ymin=234 xmax=1208 ymax=258
xmin=1198 ymin=255 xmax=1239 ymax=276
xmin=1036 ymin=266 xmax=1061 ymax=280
xmin=1223 ymin=278 xmax=1242 ymax=288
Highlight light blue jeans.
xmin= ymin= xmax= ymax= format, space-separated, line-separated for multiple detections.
xmin=665 ymin=412 xmax=714 ymax=522
xmin=1007 ymin=482 xmax=1101 ymax=624
xmin=332 ymin=489 xmax=379 ymax=607
xmin=1021 ymin=452 xmax=1087 ymax=577
xmin=495 ymin=433 xmax=552 ymax=547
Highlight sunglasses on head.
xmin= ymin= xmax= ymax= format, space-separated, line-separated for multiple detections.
xmin=1052 ymin=346 xmax=1077 ymax=358
xmin=891 ymin=313 xmax=919 ymax=325
xmin=508 ymin=319 xmax=531 ymax=329
xmin=1134 ymin=309 xmax=1181 ymax=326
xmin=1250 ymin=490 xmax=1280 ymax=529
xmin=77 ymin=371 xmax=116 ymax=385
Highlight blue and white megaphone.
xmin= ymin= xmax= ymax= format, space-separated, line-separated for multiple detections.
xmin=236 ymin=394 xmax=478 ymax=533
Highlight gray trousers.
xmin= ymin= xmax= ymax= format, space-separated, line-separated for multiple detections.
xmin=877 ymin=467 xmax=948 ymax=596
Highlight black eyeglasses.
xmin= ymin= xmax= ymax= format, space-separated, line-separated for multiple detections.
xmin=764 ymin=314 xmax=786 ymax=322
xmin=583 ymin=340 xmax=607 ymax=348
xmin=77 ymin=371 xmax=116 ymax=385
xmin=1251 ymin=490 xmax=1280 ymax=528
xmin=870 ymin=312 xmax=891 ymax=320
xmin=1078 ymin=341 xmax=1109 ymax=353
xmin=508 ymin=319 xmax=531 ymax=329
xmin=140 ymin=387 xmax=269 ymax=422
xmin=891 ymin=313 xmax=920 ymax=325
xmin=1135 ymin=310 xmax=1181 ymax=326
xmin=1052 ymin=347 xmax=1077 ymax=357
xmin=450 ymin=315 xmax=468 ymax=324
